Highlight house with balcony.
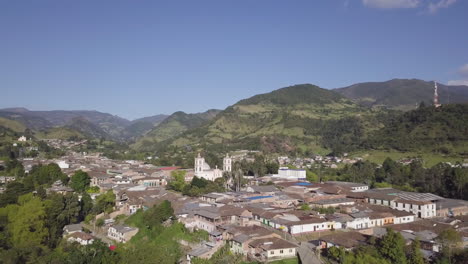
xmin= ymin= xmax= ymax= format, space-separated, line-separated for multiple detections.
xmin=193 ymin=206 xmax=253 ymax=232
xmin=107 ymin=225 xmax=138 ymax=243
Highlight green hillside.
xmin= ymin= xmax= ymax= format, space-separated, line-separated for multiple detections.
xmin=121 ymin=121 xmax=156 ymax=140
xmin=0 ymin=108 xmax=131 ymax=140
xmin=121 ymin=115 xmax=169 ymax=140
xmin=237 ymin=84 xmax=344 ymax=105
xmin=368 ymin=104 xmax=468 ymax=153
xmin=132 ymin=109 xmax=220 ymax=151
xmin=154 ymin=84 xmax=374 ymax=154
xmin=142 ymin=84 xmax=468 ymax=158
xmin=63 ymin=117 xmax=110 ymax=140
xmin=336 ymin=79 xmax=468 ymax=110
xmin=0 ymin=117 xmax=26 ymax=133
xmin=36 ymin=127 xmax=87 ymax=140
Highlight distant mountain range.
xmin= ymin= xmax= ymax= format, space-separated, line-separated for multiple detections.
xmin=132 ymin=110 xmax=221 ymax=151
xmin=0 ymin=108 xmax=130 ymax=139
xmin=335 ymin=79 xmax=468 ymax=110
xmin=121 ymin=115 xmax=169 ymax=141
xmin=1 ymin=78 xmax=467 ymax=154
xmin=0 ymin=107 xmax=215 ymax=142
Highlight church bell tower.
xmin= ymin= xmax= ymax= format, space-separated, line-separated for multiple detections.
xmin=223 ymin=154 xmax=232 ymax=172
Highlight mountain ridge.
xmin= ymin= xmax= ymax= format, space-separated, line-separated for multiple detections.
xmin=335 ymin=78 xmax=468 ymax=110
xmin=144 ymin=84 xmax=370 ymax=154
xmin=132 ymin=109 xmax=221 ymax=151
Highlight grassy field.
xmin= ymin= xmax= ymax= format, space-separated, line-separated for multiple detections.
xmin=351 ymin=149 xmax=465 ymax=167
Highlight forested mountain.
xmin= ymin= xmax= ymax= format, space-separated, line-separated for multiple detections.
xmin=336 ymin=79 xmax=468 ymax=110
xmin=0 ymin=109 xmax=53 ymax=130
xmin=133 ymin=110 xmax=221 ymax=151
xmin=148 ymin=84 xmax=375 ymax=154
xmin=139 ymin=83 xmax=468 ymax=157
xmin=63 ymin=117 xmax=110 ymax=140
xmin=368 ymin=104 xmax=468 ymax=153
xmin=131 ymin=114 xmax=169 ymax=125
xmin=2 ymin=79 xmax=468 ymax=155
xmin=0 ymin=108 xmax=169 ymax=141
xmin=0 ymin=108 xmax=129 ymax=139
xmin=121 ymin=114 xmax=169 ymax=140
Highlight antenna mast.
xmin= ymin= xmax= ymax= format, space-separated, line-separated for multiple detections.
xmin=433 ymin=81 xmax=441 ymax=108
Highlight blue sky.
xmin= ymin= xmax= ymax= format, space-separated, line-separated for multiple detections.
xmin=1 ymin=0 xmax=467 ymax=119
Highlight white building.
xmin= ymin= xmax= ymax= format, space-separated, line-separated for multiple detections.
xmin=288 ymin=219 xmax=342 ymax=235
xmin=277 ymin=167 xmax=306 ymax=180
xmin=67 ymin=232 xmax=94 ymax=245
xmin=57 ymin=160 xmax=70 ymax=169
xmin=366 ymin=189 xmax=441 ymax=219
xmin=17 ymin=136 xmax=27 ymax=142
xmin=326 ymin=181 xmax=369 ymax=192
xmin=107 ymin=225 xmax=138 ymax=243
xmin=194 ymin=153 xmax=232 ymax=181
xmin=346 ymin=213 xmax=371 ymax=229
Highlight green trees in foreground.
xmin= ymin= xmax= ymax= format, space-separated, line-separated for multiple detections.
xmin=324 ymin=227 xmax=468 ymax=264
xmin=321 ymin=158 xmax=468 ymax=200
xmin=69 ymin=170 xmax=91 ymax=192
xmin=0 ymin=191 xmax=90 ymax=262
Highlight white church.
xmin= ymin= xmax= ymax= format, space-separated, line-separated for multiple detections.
xmin=194 ymin=153 xmax=232 ymax=181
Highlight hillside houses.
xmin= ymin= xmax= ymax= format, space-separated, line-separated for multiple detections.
xmin=13 ymin=151 xmax=468 ymax=263
xmin=107 ymin=225 xmax=138 ymax=243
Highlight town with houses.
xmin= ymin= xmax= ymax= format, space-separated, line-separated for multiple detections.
xmin=1 ymin=137 xmax=468 ymax=263
xmin=2 ymin=1 xmax=468 ymax=263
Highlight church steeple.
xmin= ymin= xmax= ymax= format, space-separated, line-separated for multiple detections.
xmin=223 ymin=153 xmax=232 ymax=172
xmin=194 ymin=153 xmax=205 ymax=174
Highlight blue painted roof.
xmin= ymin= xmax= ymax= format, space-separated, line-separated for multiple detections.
xmin=295 ymin=182 xmax=312 ymax=186
xmin=247 ymin=195 xmax=273 ymax=200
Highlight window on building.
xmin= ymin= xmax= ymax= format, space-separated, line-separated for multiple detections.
xmin=289 ymin=249 xmax=293 ymax=253
xmin=270 ymin=251 xmax=274 ymax=255
xmin=280 ymin=250 xmax=284 ymax=254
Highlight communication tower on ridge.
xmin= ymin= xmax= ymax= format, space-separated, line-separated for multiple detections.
xmin=433 ymin=81 xmax=441 ymax=108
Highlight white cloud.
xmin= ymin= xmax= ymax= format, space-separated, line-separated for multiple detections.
xmin=428 ymin=0 xmax=457 ymax=14
xmin=458 ymin=64 xmax=468 ymax=77
xmin=447 ymin=80 xmax=468 ymax=86
xmin=362 ymin=0 xmax=457 ymax=13
xmin=446 ymin=64 xmax=468 ymax=86
xmin=362 ymin=0 xmax=420 ymax=9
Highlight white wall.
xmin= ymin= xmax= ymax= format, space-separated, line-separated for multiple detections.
xmin=278 ymin=168 xmax=306 ymax=178
xmin=266 ymin=248 xmax=296 ymax=259
xmin=346 ymin=218 xmax=370 ymax=229
xmin=290 ymin=221 xmax=341 ymax=235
